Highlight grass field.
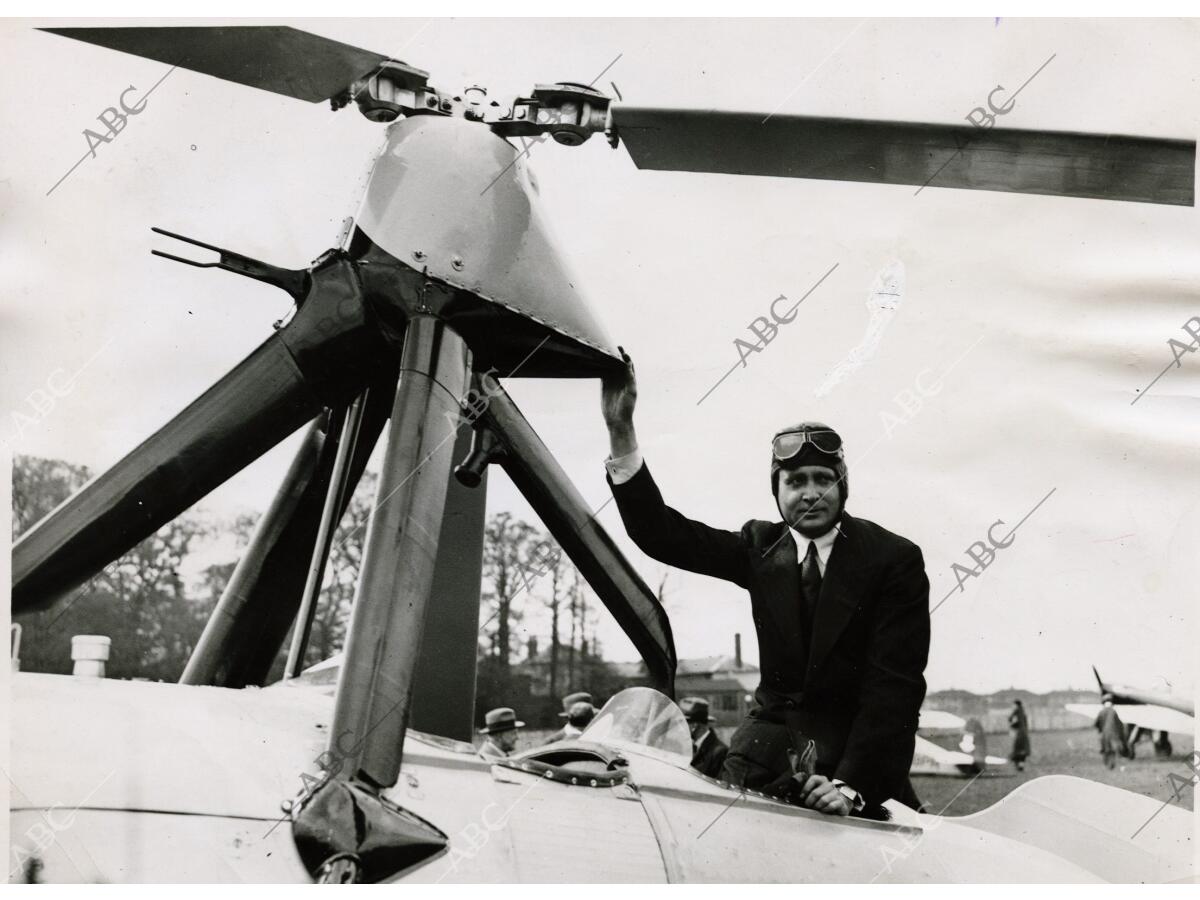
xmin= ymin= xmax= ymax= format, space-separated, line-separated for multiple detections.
xmin=509 ymin=726 xmax=1194 ymax=817
xmin=911 ymin=728 xmax=1196 ymax=816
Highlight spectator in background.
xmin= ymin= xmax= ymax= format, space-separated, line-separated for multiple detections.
xmin=478 ymin=707 xmax=524 ymax=760
xmin=1009 ymin=699 xmax=1031 ymax=771
xmin=1094 ymin=695 xmax=1130 ymax=769
xmin=543 ymin=701 xmax=597 ymax=745
xmin=681 ymin=697 xmax=729 ymax=778
xmin=543 ymin=691 xmax=595 ymax=744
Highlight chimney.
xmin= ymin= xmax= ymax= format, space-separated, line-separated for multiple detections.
xmin=734 ymin=633 xmax=743 ymax=670
xmin=527 ymin=636 xmax=538 ymax=660
xmin=71 ymin=634 xmax=110 ymax=678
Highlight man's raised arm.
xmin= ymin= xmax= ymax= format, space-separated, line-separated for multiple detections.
xmin=601 ymin=350 xmax=749 ymax=588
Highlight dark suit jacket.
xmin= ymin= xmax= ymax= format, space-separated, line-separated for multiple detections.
xmin=609 ymin=462 xmax=930 ymax=805
xmin=691 ymin=729 xmax=729 ymax=779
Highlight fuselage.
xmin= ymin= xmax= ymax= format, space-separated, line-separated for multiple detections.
xmin=10 ymin=672 xmax=1191 ymax=883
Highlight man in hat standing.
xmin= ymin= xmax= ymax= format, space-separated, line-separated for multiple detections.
xmin=542 ymin=691 xmax=595 ymax=744
xmin=681 ymin=697 xmax=729 ymax=779
xmin=600 ymin=351 xmax=930 ymax=816
xmin=478 ymin=707 xmax=525 ymax=760
xmin=1094 ymin=695 xmax=1130 ymax=769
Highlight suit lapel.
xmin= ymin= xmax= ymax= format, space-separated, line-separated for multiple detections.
xmin=760 ymin=523 xmax=804 ymax=655
xmin=805 ymin=516 xmax=864 ymax=687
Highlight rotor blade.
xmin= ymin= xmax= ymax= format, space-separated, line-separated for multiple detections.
xmin=40 ymin=26 xmax=391 ymax=102
xmin=612 ymin=107 xmax=1195 ymax=206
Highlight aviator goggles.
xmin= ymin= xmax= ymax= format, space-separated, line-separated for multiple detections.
xmin=771 ymin=429 xmax=844 ymax=464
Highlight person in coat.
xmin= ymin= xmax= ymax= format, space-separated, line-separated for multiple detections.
xmin=542 ymin=691 xmax=596 ymax=744
xmin=600 ymin=350 xmax=930 ymax=816
xmin=1094 ymin=695 xmax=1130 ymax=769
xmin=1008 ymin=699 xmax=1031 ymax=771
xmin=477 ymin=707 xmax=524 ymax=760
xmin=680 ymin=697 xmax=729 ymax=778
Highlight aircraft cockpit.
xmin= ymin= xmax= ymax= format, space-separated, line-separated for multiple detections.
xmin=498 ymin=688 xmax=692 ymax=785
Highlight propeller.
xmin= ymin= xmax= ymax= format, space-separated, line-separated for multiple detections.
xmin=40 ymin=25 xmax=394 ymax=102
xmin=610 ymin=106 xmax=1196 ymax=206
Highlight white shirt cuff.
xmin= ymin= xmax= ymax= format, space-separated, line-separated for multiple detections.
xmin=831 ymin=779 xmax=865 ymax=811
xmin=605 ymin=448 xmax=644 ymax=485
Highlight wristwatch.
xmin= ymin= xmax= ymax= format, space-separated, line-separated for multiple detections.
xmin=831 ymin=779 xmax=865 ymax=812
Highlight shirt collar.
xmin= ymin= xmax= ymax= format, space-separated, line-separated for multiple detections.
xmin=787 ymin=522 xmax=841 ymax=569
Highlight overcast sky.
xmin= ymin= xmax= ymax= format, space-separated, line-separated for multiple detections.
xmin=2 ymin=17 xmax=1197 ymax=697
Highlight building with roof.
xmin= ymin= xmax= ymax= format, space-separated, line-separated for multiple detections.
xmin=612 ymin=634 xmax=760 ymax=728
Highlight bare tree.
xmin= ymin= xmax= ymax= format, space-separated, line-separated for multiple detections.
xmin=481 ymin=511 xmax=539 ymax=669
xmin=537 ymin=538 xmax=568 ymax=700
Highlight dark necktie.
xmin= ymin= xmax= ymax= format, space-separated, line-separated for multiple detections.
xmin=800 ymin=540 xmax=822 ymax=629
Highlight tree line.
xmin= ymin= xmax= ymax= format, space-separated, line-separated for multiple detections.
xmin=12 ymin=454 xmax=622 ymax=723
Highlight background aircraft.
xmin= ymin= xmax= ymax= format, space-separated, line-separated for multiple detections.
xmin=1065 ymin=667 xmax=1195 ymax=753
xmin=912 ymin=709 xmax=1007 ymax=777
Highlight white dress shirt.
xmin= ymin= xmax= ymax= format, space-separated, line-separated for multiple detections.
xmin=788 ymin=523 xmax=838 ymax=574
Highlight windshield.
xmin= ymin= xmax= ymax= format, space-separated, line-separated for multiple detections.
xmin=579 ymin=687 xmax=692 ymax=761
